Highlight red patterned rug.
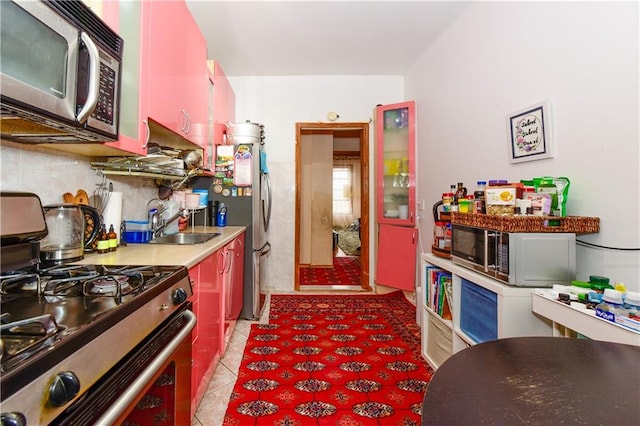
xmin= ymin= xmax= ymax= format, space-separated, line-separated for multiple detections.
xmin=300 ymin=256 xmax=361 ymax=286
xmin=223 ymin=291 xmax=433 ymax=425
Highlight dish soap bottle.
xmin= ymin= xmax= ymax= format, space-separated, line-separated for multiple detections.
xmin=217 ymin=203 xmax=227 ymax=227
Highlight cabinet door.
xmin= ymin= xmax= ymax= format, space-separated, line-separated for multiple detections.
xmin=98 ymin=0 xmax=149 ymax=155
xmin=147 ymin=0 xmax=207 ymax=145
xmin=376 ymin=224 xmax=418 ymax=291
xmin=217 ymin=247 xmax=230 ymax=353
xmin=229 ymin=235 xmax=245 ymax=320
xmin=191 ymin=253 xmax=221 ymax=414
xmin=187 ymin=264 xmax=201 ymax=416
xmin=209 ymin=60 xmax=236 ymax=146
xmin=376 ymin=101 xmax=416 ymax=225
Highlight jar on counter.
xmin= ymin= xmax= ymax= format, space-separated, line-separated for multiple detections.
xmin=434 ymin=221 xmax=450 ymax=249
xmin=623 ymin=291 xmax=640 ymax=320
xmin=595 ymin=289 xmax=628 ymax=323
xmin=459 ymin=195 xmax=474 ymax=213
xmin=474 ymin=181 xmax=486 ymax=214
xmin=442 ymin=192 xmax=453 ymax=211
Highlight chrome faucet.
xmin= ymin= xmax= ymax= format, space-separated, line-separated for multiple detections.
xmin=147 ymin=198 xmax=189 ymax=238
xmin=151 ymin=208 xmax=190 ymax=238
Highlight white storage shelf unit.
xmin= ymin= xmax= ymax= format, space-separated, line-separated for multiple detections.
xmin=421 ymin=253 xmax=553 ymax=370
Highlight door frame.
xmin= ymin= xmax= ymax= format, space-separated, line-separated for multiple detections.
xmin=294 ymin=122 xmax=370 ymax=291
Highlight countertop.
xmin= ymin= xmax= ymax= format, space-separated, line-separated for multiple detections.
xmin=75 ymin=226 xmax=246 ymax=269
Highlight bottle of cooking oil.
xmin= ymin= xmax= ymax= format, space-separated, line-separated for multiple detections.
xmin=108 ymin=224 xmax=117 ymax=252
xmin=97 ymin=224 xmax=110 ymax=254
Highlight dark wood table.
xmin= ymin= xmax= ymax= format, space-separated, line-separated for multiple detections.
xmin=422 ymin=337 xmax=640 ymax=425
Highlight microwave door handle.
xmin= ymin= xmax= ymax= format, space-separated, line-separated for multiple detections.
xmin=76 ymin=32 xmax=100 ymax=124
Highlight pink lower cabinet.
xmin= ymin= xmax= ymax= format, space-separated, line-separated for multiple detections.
xmin=189 ymin=253 xmax=221 ymax=417
xmin=376 ymin=224 xmax=418 ymax=291
xmin=219 ymin=234 xmax=245 ymax=353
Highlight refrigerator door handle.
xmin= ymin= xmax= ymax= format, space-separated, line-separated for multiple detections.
xmin=262 ymin=173 xmax=272 ymax=232
xmin=254 ymin=241 xmax=271 ymax=256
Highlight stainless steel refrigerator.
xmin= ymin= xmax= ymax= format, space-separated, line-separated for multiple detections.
xmin=192 ymin=141 xmax=271 ymax=320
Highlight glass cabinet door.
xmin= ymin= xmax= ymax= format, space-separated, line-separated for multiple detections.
xmin=376 ymin=101 xmax=416 ymax=225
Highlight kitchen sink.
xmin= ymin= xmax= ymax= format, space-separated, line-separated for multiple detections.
xmin=148 ymin=232 xmax=220 ymax=245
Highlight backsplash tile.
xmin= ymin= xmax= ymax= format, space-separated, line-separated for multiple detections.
xmin=0 ymin=140 xmax=156 ymax=219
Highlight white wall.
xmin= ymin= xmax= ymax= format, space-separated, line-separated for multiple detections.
xmin=228 ymin=75 xmax=404 ymax=292
xmin=406 ymin=2 xmax=640 ymax=289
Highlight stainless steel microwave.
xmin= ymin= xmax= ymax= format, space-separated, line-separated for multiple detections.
xmin=0 ymin=0 xmax=123 ymax=143
xmin=450 ymin=224 xmax=576 ymax=287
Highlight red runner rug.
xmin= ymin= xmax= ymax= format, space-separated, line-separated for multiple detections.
xmin=223 ymin=291 xmax=433 ymax=425
xmin=300 ymin=256 xmax=360 ymax=286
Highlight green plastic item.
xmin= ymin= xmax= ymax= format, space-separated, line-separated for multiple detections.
xmin=589 ymin=275 xmax=610 ymax=284
xmin=571 ymin=280 xmax=591 ymax=289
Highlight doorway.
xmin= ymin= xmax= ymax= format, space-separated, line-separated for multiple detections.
xmin=294 ymin=122 xmax=370 ymax=291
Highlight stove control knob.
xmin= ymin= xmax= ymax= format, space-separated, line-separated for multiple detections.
xmin=49 ymin=371 xmax=80 ymax=407
xmin=172 ymin=287 xmax=188 ymax=305
xmin=1 ymin=413 xmax=26 ymax=426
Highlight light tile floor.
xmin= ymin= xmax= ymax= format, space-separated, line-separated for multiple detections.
xmin=191 ymin=286 xmax=408 ymax=426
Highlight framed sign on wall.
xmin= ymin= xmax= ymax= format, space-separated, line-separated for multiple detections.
xmin=507 ymin=100 xmax=553 ymax=163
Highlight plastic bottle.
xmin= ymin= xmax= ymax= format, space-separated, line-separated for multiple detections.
xmin=217 ymin=203 xmax=227 ymax=227
xmin=454 ymin=182 xmax=467 ymax=205
xmin=107 ymin=224 xmax=117 ymax=252
xmin=595 ymin=289 xmax=628 ymax=323
xmin=96 ymin=224 xmax=110 ymax=254
xmin=473 ymin=181 xmax=486 ymax=214
xmin=623 ymin=291 xmax=640 ymax=320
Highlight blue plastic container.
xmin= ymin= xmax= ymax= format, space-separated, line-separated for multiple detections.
xmin=123 ymin=220 xmax=151 ymax=243
xmin=460 ymin=279 xmax=498 ymax=343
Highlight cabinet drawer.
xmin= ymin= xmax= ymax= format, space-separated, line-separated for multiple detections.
xmin=460 ymin=279 xmax=497 ymax=343
xmin=426 ymin=313 xmax=453 ymax=367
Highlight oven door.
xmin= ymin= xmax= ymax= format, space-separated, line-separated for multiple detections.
xmin=50 ymin=306 xmax=196 ymax=426
xmin=0 ymin=0 xmax=79 ymax=123
xmin=450 ymin=224 xmax=487 ymax=274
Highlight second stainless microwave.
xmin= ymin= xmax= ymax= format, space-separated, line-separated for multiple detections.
xmin=450 ymin=223 xmax=576 ymax=287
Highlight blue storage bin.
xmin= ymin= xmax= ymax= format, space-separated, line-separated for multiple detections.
xmin=123 ymin=230 xmax=151 ymax=243
xmin=123 ymin=220 xmax=151 ymax=243
xmin=460 ymin=279 xmax=497 ymax=343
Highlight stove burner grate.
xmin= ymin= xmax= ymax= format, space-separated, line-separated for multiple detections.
xmin=0 ymin=314 xmax=62 ymax=372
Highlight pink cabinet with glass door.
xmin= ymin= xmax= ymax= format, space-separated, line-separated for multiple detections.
xmin=98 ymin=0 xmax=208 ymax=154
xmin=375 ymin=101 xmax=419 ymax=291
xmin=376 ymin=101 xmax=416 ymax=225
xmin=98 ymin=1 xmax=150 ymax=155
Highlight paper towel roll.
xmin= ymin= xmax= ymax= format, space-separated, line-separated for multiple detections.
xmin=102 ymin=192 xmax=123 ymax=244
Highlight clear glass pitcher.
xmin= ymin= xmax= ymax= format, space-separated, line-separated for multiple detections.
xmin=40 ymin=204 xmax=101 ymax=263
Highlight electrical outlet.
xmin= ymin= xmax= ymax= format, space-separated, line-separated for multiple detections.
xmin=417 ymin=200 xmax=425 ymax=211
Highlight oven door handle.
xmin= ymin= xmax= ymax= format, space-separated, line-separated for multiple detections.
xmin=95 ymin=310 xmax=196 ymax=425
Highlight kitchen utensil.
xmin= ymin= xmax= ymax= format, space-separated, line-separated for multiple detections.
xmin=226 ymin=120 xmax=262 ymax=144
xmin=93 ymin=175 xmax=111 ymax=214
xmin=179 ymin=149 xmax=202 ymax=170
xmin=40 ymin=203 xmax=101 ymax=264
xmin=158 ymin=184 xmax=173 ymax=200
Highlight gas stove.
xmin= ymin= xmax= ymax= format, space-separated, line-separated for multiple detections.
xmin=0 ymin=192 xmax=194 ymax=425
